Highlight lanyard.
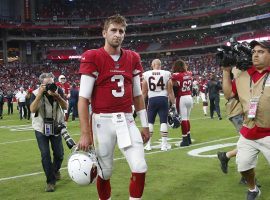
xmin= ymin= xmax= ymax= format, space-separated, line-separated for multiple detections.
xmin=43 ymin=96 xmax=58 ymax=119
xmin=250 ymin=72 xmax=269 ymax=96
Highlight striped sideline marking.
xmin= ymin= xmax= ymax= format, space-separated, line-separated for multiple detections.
xmin=0 ymin=136 xmax=238 ymax=182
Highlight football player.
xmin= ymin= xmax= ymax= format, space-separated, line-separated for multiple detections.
xmin=171 ymin=59 xmax=193 ymax=146
xmin=77 ymin=14 xmax=149 ymax=200
xmin=56 ymin=75 xmax=70 ymax=121
xmin=142 ymin=58 xmax=176 ymax=151
xmin=198 ymin=77 xmax=208 ymax=116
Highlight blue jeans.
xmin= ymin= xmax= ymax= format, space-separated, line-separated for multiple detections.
xmin=35 ymin=131 xmax=64 ymax=184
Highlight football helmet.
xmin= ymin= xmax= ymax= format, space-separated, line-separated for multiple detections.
xmin=58 ymin=75 xmax=66 ymax=83
xmin=67 ymin=148 xmax=98 ymax=185
xmin=168 ymin=107 xmax=181 ymax=129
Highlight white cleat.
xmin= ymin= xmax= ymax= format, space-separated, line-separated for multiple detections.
xmin=144 ymin=145 xmax=152 ymax=151
xmin=174 ymin=141 xmax=181 ymax=147
xmin=161 ymin=143 xmax=171 ymax=151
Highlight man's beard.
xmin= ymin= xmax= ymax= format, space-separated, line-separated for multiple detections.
xmin=109 ymin=39 xmax=122 ymax=48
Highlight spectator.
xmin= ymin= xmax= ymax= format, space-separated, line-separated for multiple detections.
xmin=6 ymin=90 xmax=14 ymax=115
xmin=16 ymin=87 xmax=27 ymax=120
xmin=205 ymin=73 xmax=222 ymax=120
xmin=0 ymin=90 xmax=4 ymax=119
xmin=67 ymin=83 xmax=79 ymax=121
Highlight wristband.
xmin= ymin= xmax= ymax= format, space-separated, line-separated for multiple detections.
xmin=136 ymin=109 xmax=149 ymax=128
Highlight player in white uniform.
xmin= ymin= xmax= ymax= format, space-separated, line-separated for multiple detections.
xmin=192 ymin=78 xmax=200 ymax=104
xmin=142 ymin=59 xmax=176 ymax=151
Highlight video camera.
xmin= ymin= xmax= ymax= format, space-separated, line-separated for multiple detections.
xmin=216 ymin=38 xmax=253 ymax=70
xmin=55 ymin=123 xmax=76 ymax=149
xmin=45 ymin=83 xmax=58 ymax=92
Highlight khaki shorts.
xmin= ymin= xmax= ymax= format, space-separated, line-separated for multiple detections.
xmin=236 ymin=135 xmax=270 ymax=172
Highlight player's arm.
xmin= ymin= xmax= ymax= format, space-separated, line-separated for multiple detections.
xmin=132 ymin=75 xmax=150 ymax=143
xmin=222 ymin=67 xmax=235 ymax=100
xmin=141 ymin=79 xmax=148 ymax=100
xmin=167 ymin=79 xmax=176 ymax=106
xmin=78 ymin=74 xmax=95 ymax=151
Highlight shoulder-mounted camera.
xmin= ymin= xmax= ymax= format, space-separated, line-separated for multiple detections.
xmin=216 ymin=38 xmax=253 ymax=71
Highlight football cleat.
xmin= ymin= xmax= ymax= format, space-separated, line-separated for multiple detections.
xmin=161 ymin=143 xmax=171 ymax=151
xmin=144 ymin=143 xmax=152 ymax=151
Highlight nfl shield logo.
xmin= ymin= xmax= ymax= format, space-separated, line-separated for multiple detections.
xmin=115 ymin=62 xmax=120 ymax=69
xmin=117 ymin=114 xmax=121 ymax=119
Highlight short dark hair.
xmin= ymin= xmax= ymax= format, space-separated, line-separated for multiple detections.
xmin=103 ymin=14 xmax=127 ymax=31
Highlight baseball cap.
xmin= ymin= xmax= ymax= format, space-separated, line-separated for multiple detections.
xmin=250 ymin=40 xmax=270 ymax=49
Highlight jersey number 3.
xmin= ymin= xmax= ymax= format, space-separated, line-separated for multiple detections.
xmin=111 ymin=75 xmax=125 ymax=97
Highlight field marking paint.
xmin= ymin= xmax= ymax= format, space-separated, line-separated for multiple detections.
xmin=0 ymin=116 xmax=209 ymax=144
xmin=0 ymin=124 xmax=33 ymax=132
xmin=0 ymin=136 xmax=238 ymax=182
xmin=0 ymin=133 xmax=81 ymax=145
xmin=188 ymin=143 xmax=236 ymax=157
xmin=0 ymin=139 xmax=36 ymax=145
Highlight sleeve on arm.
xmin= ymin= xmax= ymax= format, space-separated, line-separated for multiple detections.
xmin=132 ymin=51 xmax=143 ymax=77
xmin=79 ymin=75 xmax=95 ymax=99
xmin=79 ymin=50 xmax=98 ymax=78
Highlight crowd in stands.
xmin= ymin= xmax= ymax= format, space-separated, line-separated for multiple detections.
xmin=35 ymin=0 xmax=255 ymax=23
xmin=0 ymin=53 xmax=221 ymax=96
xmin=0 ymin=61 xmax=80 ymax=96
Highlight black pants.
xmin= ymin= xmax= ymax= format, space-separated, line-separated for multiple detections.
xmin=0 ymin=103 xmax=3 ymax=118
xmin=26 ymin=104 xmax=31 ymax=120
xmin=67 ymin=100 xmax=78 ymax=120
xmin=18 ymin=102 xmax=27 ymax=120
xmin=35 ymin=131 xmax=64 ymax=184
xmin=7 ymin=102 xmax=13 ymax=114
xmin=209 ymin=96 xmax=221 ymax=118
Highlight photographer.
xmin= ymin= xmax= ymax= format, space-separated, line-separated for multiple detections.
xmin=30 ymin=73 xmax=67 ymax=192
xmin=222 ymin=40 xmax=270 ymax=200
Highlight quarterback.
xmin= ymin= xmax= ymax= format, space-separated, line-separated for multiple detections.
xmin=77 ymin=14 xmax=149 ymax=200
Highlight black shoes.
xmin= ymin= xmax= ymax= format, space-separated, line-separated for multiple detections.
xmin=180 ymin=136 xmax=190 ymax=147
xmin=217 ymin=151 xmax=229 ymax=174
xmin=246 ymin=188 xmax=261 ymax=200
xmin=45 ymin=183 xmax=55 ymax=192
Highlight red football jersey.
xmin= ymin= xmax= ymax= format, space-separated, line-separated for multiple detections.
xmin=199 ymin=79 xmax=208 ymax=93
xmin=56 ymin=82 xmax=70 ymax=96
xmin=171 ymin=71 xmax=192 ymax=97
xmin=79 ymin=48 xmax=143 ymax=113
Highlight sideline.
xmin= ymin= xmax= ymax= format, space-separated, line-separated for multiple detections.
xmin=0 ymin=136 xmax=238 ymax=182
xmin=0 ymin=116 xmax=211 ymax=145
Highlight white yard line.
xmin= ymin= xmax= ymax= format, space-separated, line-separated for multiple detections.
xmin=0 ymin=117 xmax=211 ymax=145
xmin=0 ymin=136 xmax=238 ymax=182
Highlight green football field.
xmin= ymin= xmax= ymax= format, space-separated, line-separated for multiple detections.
xmin=0 ymin=98 xmax=269 ymax=200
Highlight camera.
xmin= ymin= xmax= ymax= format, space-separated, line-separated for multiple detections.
xmin=46 ymin=83 xmax=58 ymax=92
xmin=55 ymin=123 xmax=76 ymax=149
xmin=216 ymin=38 xmax=253 ymax=70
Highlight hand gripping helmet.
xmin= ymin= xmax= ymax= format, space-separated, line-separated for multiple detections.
xmin=67 ymin=148 xmax=98 ymax=185
xmin=168 ymin=108 xmax=181 ymax=129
